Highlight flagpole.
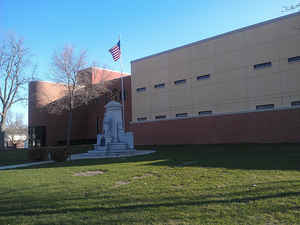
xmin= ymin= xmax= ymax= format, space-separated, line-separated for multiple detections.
xmin=118 ymin=36 xmax=125 ymax=131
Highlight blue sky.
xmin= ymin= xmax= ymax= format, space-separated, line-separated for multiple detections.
xmin=0 ymin=0 xmax=298 ymax=123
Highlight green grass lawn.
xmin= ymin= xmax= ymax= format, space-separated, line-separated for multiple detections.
xmin=0 ymin=144 xmax=300 ymax=225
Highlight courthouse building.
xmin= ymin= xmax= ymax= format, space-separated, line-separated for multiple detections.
xmin=29 ymin=12 xmax=300 ymax=146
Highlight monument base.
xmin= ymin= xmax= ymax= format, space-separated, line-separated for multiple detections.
xmin=89 ymin=101 xmax=136 ymax=156
xmin=88 ymin=142 xmax=135 ymax=155
xmin=85 ymin=148 xmax=136 ymax=157
xmin=71 ymin=149 xmax=155 ymax=160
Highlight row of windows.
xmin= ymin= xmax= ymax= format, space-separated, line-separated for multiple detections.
xmin=256 ymin=101 xmax=300 ymax=110
xmin=136 ymin=74 xmax=211 ymax=92
xmin=136 ymin=101 xmax=300 ymax=121
xmin=136 ymin=55 xmax=300 ymax=92
xmin=137 ymin=110 xmax=213 ymax=121
xmin=253 ymin=55 xmax=300 ymax=70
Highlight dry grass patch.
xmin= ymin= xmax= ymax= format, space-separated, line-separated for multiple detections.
xmin=115 ymin=181 xmax=130 ymax=187
xmin=132 ymin=173 xmax=153 ymax=180
xmin=73 ymin=170 xmax=104 ymax=176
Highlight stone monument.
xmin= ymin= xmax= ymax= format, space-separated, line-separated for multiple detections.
xmin=88 ymin=101 xmax=134 ymax=154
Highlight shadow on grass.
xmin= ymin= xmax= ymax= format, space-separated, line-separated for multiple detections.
xmin=1 ymin=180 xmax=300 ymax=218
xmin=15 ymin=143 xmax=300 ymax=171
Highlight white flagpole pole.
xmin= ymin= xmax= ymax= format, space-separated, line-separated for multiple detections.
xmin=119 ymin=35 xmax=125 ymax=131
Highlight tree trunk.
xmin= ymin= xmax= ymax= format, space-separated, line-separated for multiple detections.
xmin=0 ymin=117 xmax=6 ymax=150
xmin=66 ymin=110 xmax=73 ymax=148
xmin=0 ymin=129 xmax=5 ymax=151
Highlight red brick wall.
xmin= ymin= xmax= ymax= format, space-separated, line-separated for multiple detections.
xmin=29 ymin=76 xmax=132 ymax=146
xmin=83 ymin=76 xmax=132 ymax=140
xmin=129 ymin=108 xmax=300 ymax=145
xmin=29 ymin=81 xmax=68 ymax=145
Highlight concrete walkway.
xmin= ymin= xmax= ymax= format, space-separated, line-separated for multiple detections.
xmin=0 ymin=150 xmax=155 ymax=170
xmin=0 ymin=160 xmax=55 ymax=170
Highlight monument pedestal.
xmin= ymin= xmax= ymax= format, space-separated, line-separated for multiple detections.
xmin=89 ymin=142 xmax=134 ymax=154
xmin=86 ymin=100 xmax=136 ymax=156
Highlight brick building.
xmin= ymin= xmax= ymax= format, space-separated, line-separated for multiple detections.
xmin=29 ymin=12 xmax=300 ymax=146
xmin=28 ymin=67 xmax=131 ymax=146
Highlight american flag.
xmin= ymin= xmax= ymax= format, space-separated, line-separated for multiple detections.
xmin=109 ymin=41 xmax=121 ymax=61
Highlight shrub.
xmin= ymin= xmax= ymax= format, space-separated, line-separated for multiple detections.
xmin=28 ymin=148 xmax=49 ymax=161
xmin=28 ymin=147 xmax=69 ymax=162
xmin=52 ymin=149 xmax=69 ymax=162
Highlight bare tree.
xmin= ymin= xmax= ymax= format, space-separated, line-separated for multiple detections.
xmin=49 ymin=45 xmax=112 ymax=148
xmin=0 ymin=36 xmax=34 ymax=150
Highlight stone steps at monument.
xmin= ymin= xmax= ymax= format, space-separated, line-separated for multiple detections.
xmin=110 ymin=142 xmax=128 ymax=151
xmin=86 ymin=142 xmax=133 ymax=155
xmin=93 ymin=145 xmax=106 ymax=151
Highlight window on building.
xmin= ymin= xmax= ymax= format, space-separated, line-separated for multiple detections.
xmin=174 ymin=79 xmax=186 ymax=85
xmin=136 ymin=87 xmax=146 ymax=92
xmin=176 ymin=113 xmax=188 ymax=118
xmin=96 ymin=116 xmax=99 ymax=134
xmin=154 ymin=83 xmax=165 ymax=88
xmin=253 ymin=62 xmax=272 ymax=70
xmin=198 ymin=110 xmax=212 ymax=116
xmin=137 ymin=117 xmax=147 ymax=121
xmin=288 ymin=56 xmax=300 ymax=63
xmin=291 ymin=101 xmax=300 ymax=107
xmin=28 ymin=126 xmax=46 ymax=148
xmin=256 ymin=104 xmax=274 ymax=110
xmin=155 ymin=115 xmax=167 ymax=120
xmin=197 ymin=74 xmax=210 ymax=80
xmin=119 ymin=89 xmax=126 ymax=100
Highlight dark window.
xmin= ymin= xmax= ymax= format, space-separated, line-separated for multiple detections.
xmin=288 ymin=56 xmax=300 ymax=63
xmin=254 ymin=62 xmax=272 ymax=70
xmin=176 ymin=113 xmax=188 ymax=118
xmin=197 ymin=74 xmax=210 ymax=80
xmin=136 ymin=87 xmax=146 ymax=92
xmin=256 ymin=104 xmax=274 ymax=110
xmin=137 ymin=117 xmax=147 ymax=121
xmin=96 ymin=116 xmax=99 ymax=134
xmin=291 ymin=101 xmax=300 ymax=107
xmin=119 ymin=89 xmax=126 ymax=100
xmin=174 ymin=79 xmax=186 ymax=85
xmin=154 ymin=83 xmax=165 ymax=88
xmin=155 ymin=115 xmax=166 ymax=120
xmin=199 ymin=110 xmax=212 ymax=116
xmin=28 ymin=126 xmax=46 ymax=148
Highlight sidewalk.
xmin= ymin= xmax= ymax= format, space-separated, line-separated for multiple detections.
xmin=0 ymin=160 xmax=55 ymax=170
xmin=0 ymin=150 xmax=155 ymax=170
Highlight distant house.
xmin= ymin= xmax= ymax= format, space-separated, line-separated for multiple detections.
xmin=5 ymin=134 xmax=27 ymax=148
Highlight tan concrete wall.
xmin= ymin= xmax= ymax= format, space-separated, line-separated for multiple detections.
xmin=131 ymin=12 xmax=300 ymax=122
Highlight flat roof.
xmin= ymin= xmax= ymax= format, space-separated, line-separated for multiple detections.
xmin=93 ymin=67 xmax=130 ymax=75
xmin=131 ymin=11 xmax=300 ymax=64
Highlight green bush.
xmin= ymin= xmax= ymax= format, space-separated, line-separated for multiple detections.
xmin=52 ymin=149 xmax=69 ymax=162
xmin=28 ymin=147 xmax=69 ymax=162
xmin=28 ymin=148 xmax=49 ymax=161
